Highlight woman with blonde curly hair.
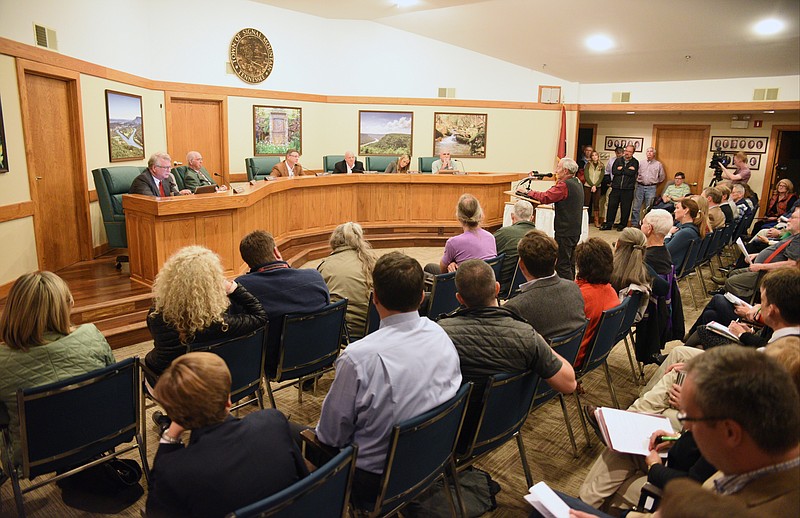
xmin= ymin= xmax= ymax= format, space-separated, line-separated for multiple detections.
xmin=0 ymin=271 xmax=114 ymax=461
xmin=144 ymin=246 xmax=267 ymax=378
xmin=317 ymin=222 xmax=377 ymax=340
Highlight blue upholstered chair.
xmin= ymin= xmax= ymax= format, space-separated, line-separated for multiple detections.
xmin=427 ymin=271 xmax=459 ymax=320
xmin=322 ymin=155 xmax=344 ymax=173
xmin=364 ymin=156 xmax=397 ymax=173
xmin=91 ymin=166 xmax=146 ymax=269
xmin=230 ymin=445 xmax=357 ymax=518
xmin=484 ymin=253 xmax=505 ymax=283
xmin=364 ymin=292 xmax=381 ymax=336
xmin=418 ymin=157 xmax=436 ymax=173
xmin=245 ymin=156 xmax=281 ymax=181
xmin=266 ymin=299 xmax=348 ymax=408
xmin=501 ymin=260 xmax=526 ymax=300
xmin=2 ymin=358 xmax=149 ymax=517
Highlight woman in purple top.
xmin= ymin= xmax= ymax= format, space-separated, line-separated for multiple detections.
xmin=436 ymin=193 xmax=497 ymax=273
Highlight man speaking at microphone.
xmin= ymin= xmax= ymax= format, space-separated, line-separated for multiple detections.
xmin=516 ymin=158 xmax=584 ymax=280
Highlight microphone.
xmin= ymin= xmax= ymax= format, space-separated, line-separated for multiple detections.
xmin=528 ymin=171 xmax=553 ymax=178
xmin=213 ymin=172 xmax=238 ymax=193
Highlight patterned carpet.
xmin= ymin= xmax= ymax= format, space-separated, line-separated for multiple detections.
xmin=0 ymin=233 xmax=707 ymax=517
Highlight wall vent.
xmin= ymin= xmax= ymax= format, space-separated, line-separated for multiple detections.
xmin=753 ymin=88 xmax=779 ymax=101
xmin=33 ymin=24 xmax=58 ymax=50
xmin=437 ymin=87 xmax=456 ymax=98
xmin=611 ymin=91 xmax=631 ymax=103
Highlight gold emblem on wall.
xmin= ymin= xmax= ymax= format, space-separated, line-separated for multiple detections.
xmin=229 ymin=28 xmax=274 ymax=84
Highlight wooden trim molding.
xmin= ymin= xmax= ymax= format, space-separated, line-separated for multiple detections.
xmin=0 ymin=200 xmax=34 ymax=223
xmin=579 ymin=101 xmax=800 ymax=113
xmin=89 ymin=189 xmax=98 ymax=203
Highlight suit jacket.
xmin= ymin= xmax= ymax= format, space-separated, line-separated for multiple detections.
xmin=129 ymin=170 xmax=179 ymax=197
xmin=183 ymin=166 xmax=215 ymax=192
xmin=146 ymin=410 xmax=309 ymax=518
xmin=270 ymin=160 xmax=309 ymax=177
xmin=504 ymin=274 xmax=586 ymax=340
xmin=332 ymin=159 xmax=364 ymax=174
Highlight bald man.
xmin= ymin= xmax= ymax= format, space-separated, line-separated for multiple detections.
xmin=333 ymin=151 xmax=364 ymax=174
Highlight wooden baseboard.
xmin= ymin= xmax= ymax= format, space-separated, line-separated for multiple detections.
xmin=93 ymin=242 xmax=110 ymax=257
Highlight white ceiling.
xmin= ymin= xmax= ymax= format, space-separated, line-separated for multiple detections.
xmin=252 ymin=0 xmax=800 ymax=84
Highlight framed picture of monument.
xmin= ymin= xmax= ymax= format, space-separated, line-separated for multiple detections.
xmin=105 ymin=90 xmax=145 ymax=162
xmin=433 ymin=112 xmax=487 ymax=158
xmin=253 ymin=105 xmax=302 ymax=155
xmin=358 ymin=110 xmax=413 ymax=156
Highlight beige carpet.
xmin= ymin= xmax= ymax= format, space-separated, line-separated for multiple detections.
xmin=1 ymin=231 xmax=707 ymax=517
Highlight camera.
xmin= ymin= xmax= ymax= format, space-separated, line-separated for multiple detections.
xmin=708 ymin=145 xmax=730 ymax=185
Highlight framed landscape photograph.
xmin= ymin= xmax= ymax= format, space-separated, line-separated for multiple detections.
xmin=253 ymin=105 xmax=302 ymax=155
xmin=105 ymin=90 xmax=145 ymax=162
xmin=0 ymin=96 xmax=8 ymax=173
xmin=359 ymin=110 xmax=413 ymax=156
xmin=433 ymin=113 xmax=487 ymax=158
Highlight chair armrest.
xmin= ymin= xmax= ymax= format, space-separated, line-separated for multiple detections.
xmin=300 ymin=429 xmax=339 ymax=465
xmin=635 ymin=481 xmax=663 ymax=513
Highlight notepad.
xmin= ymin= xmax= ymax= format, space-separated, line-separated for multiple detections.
xmin=523 ymin=481 xmax=570 ymax=518
xmin=595 ymin=407 xmax=674 ymax=456
xmin=723 ymin=292 xmax=754 ymax=310
xmin=706 ymin=321 xmax=743 ymax=344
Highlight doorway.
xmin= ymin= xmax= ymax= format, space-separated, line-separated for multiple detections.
xmin=17 ymin=60 xmax=92 ymax=272
xmin=761 ymin=126 xmax=800 ymax=213
xmin=652 ymin=125 xmax=711 ymax=195
xmin=165 ymin=94 xmax=228 ymax=183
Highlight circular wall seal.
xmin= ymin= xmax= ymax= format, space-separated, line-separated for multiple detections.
xmin=229 ymin=28 xmax=274 ymax=84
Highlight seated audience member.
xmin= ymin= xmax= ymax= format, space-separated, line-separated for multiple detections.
xmin=703 ymin=187 xmax=727 ymax=230
xmin=730 ymin=183 xmax=752 ymax=222
xmin=746 ymin=198 xmax=800 ymax=254
xmin=146 ymin=353 xmax=308 ymax=518
xmin=717 ymin=183 xmax=736 ymax=221
xmin=317 ymin=222 xmax=376 ymax=341
xmin=332 ymin=151 xmax=364 ymax=174
xmin=270 ymin=148 xmax=309 ymax=177
xmin=0 ymin=271 xmax=115 ymax=463
xmin=235 ymin=230 xmax=330 ymax=376
xmin=437 ymin=258 xmax=576 ymax=395
xmin=426 ymin=193 xmax=497 ymax=274
xmin=641 ymin=209 xmax=674 ymax=275
xmin=182 ymin=151 xmax=226 ymax=192
xmin=743 ymin=181 xmax=760 ymax=210
xmin=492 ymin=199 xmax=536 ymax=294
xmin=130 ymin=151 xmax=191 ymax=197
xmin=145 ymin=246 xmax=267 ymax=377
xmin=751 ymin=178 xmax=796 ymax=236
xmin=505 ymin=230 xmax=586 ymax=341
xmin=314 ymin=252 xmax=461 ymax=506
xmin=665 ymin=197 xmax=706 ymax=271
xmin=573 ymin=238 xmax=620 ymax=368
xmin=383 ymin=154 xmax=411 ymax=174
xmin=691 ymin=194 xmax=713 ymax=234
xmin=431 ymin=149 xmax=464 ymax=173
xmin=612 ymin=227 xmax=651 ymax=298
xmin=719 ymin=207 xmax=799 ymax=300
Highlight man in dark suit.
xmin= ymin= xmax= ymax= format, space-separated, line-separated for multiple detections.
xmin=333 ymin=151 xmax=364 ymax=174
xmin=504 ymin=229 xmax=586 ymax=341
xmin=601 ymin=144 xmax=639 ymax=231
xmin=129 ymin=152 xmax=190 ymax=197
xmin=146 ymin=352 xmax=308 ymax=518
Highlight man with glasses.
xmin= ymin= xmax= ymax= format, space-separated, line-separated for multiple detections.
xmin=432 ymin=149 xmax=464 ymax=173
xmin=270 ymin=148 xmax=309 ymax=177
xmin=130 ymin=151 xmax=191 ymax=197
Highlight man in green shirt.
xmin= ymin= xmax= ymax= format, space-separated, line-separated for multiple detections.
xmin=493 ymin=200 xmax=536 ymax=295
xmin=653 ymin=172 xmax=691 ymax=213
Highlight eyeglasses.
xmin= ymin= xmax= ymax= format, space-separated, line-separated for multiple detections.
xmin=676 ymin=411 xmax=728 ymax=423
xmin=154 ymin=165 xmax=171 ymax=170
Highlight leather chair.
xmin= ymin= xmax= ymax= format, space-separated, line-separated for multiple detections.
xmin=245 ymin=157 xmax=281 ymax=182
xmin=365 ymin=156 xmax=398 ymax=173
xmin=418 ymin=157 xmax=436 ymax=173
xmin=170 ymin=165 xmax=188 ymax=191
xmin=322 ymin=155 xmax=344 ymax=173
xmin=92 ymin=166 xmax=146 ymax=269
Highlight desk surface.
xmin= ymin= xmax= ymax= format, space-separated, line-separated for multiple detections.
xmin=122 ymin=172 xmax=527 ymax=286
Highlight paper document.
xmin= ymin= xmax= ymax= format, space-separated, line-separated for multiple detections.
xmin=596 ymin=407 xmax=674 ymax=456
xmin=723 ymin=292 xmax=753 ymax=310
xmin=735 ymin=238 xmax=751 ymax=264
xmin=706 ymin=321 xmax=742 ymax=343
xmin=524 ymin=482 xmax=570 ymax=518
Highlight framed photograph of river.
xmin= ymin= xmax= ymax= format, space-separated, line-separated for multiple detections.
xmin=359 ymin=110 xmax=413 ymax=156
xmin=105 ymin=90 xmax=145 ymax=162
xmin=433 ymin=113 xmax=487 ymax=158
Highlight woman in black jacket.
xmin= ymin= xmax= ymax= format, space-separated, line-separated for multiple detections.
xmin=144 ymin=245 xmax=268 ymax=377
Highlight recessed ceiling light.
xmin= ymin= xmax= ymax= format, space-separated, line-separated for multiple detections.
xmin=394 ymin=0 xmax=418 ymax=7
xmin=585 ymin=35 xmax=614 ymax=52
xmin=753 ymin=18 xmax=785 ymax=35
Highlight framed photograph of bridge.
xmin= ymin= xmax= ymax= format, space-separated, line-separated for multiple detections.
xmin=434 ymin=112 xmax=487 ymax=158
xmin=358 ymin=110 xmax=413 ymax=156
xmin=105 ymin=90 xmax=145 ymax=162
xmin=253 ymin=105 xmax=302 ymax=155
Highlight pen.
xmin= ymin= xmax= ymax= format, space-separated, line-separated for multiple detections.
xmin=657 ymin=435 xmax=679 ymax=442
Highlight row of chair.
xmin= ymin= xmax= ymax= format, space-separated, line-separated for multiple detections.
xmin=245 ymin=156 xmax=444 ymax=181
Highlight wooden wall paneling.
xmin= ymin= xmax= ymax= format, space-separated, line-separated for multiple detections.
xmin=196 ymin=212 xmax=236 ymax=275
xmin=16 ymin=58 xmax=93 ymax=271
xmin=165 ymin=93 xmax=228 ymax=181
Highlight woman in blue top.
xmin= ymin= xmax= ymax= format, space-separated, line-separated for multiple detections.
xmin=665 ymin=197 xmax=707 ymax=271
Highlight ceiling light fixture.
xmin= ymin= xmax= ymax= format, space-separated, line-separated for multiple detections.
xmin=395 ymin=0 xmax=418 ymax=7
xmin=753 ymin=18 xmax=785 ymax=35
xmin=585 ymin=35 xmax=614 ymax=52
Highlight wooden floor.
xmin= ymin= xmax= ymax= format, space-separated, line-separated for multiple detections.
xmin=0 ymin=231 xmax=708 ymax=517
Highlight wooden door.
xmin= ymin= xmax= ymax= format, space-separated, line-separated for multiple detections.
xmin=653 ymin=125 xmax=711 ymax=195
xmin=166 ymin=94 xmax=227 ymax=183
xmin=18 ymin=62 xmax=91 ymax=271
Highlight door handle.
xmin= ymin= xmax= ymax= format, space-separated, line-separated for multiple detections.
xmin=35 ymin=176 xmax=43 ymax=180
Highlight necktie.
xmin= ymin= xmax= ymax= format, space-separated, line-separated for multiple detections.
xmin=159 ymin=180 xmax=166 ymax=197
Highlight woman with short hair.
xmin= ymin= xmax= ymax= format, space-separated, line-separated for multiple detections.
xmin=0 ymin=271 xmax=114 ymax=462
xmin=317 ymin=222 xmax=377 ymax=340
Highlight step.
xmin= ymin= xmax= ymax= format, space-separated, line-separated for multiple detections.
xmin=72 ymin=292 xmax=153 ymax=325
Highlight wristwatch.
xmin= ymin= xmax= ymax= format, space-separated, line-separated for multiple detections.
xmin=160 ymin=429 xmax=183 ymax=445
